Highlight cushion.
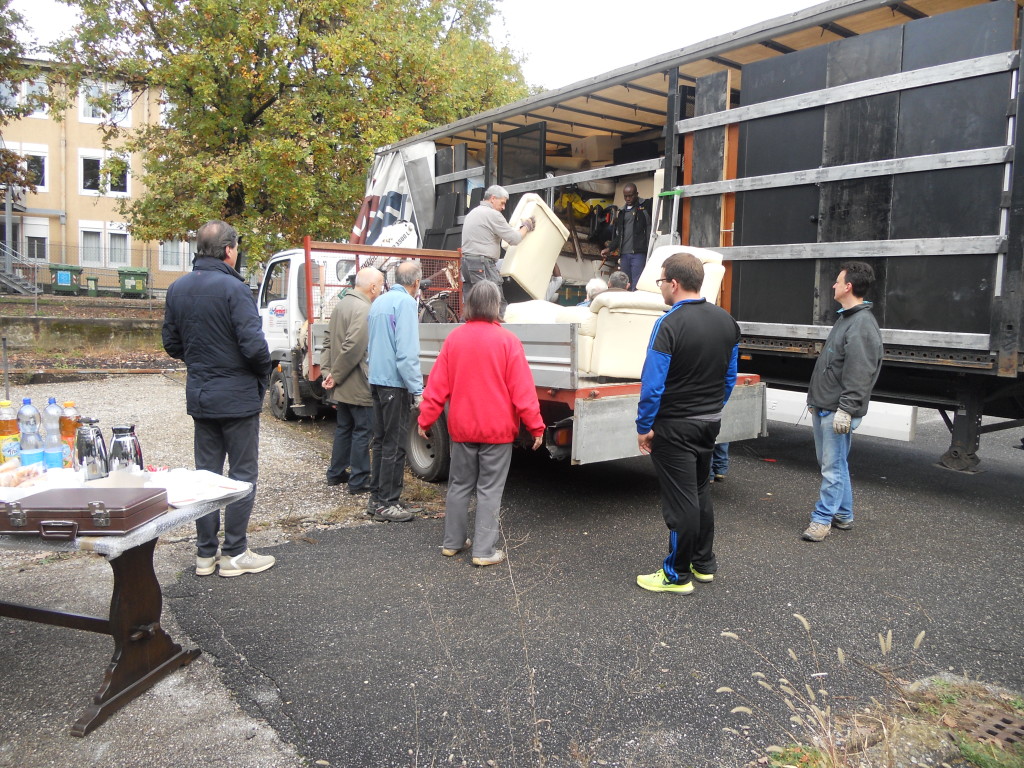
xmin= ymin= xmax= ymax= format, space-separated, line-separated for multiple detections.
xmin=635 ymin=245 xmax=724 ymax=294
xmin=500 ymin=193 xmax=570 ymax=300
xmin=503 ymin=299 xmax=564 ymax=324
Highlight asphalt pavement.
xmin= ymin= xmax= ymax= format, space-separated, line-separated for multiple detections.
xmin=173 ymin=411 xmax=1024 ymax=766
xmin=1 ymin=382 xmax=1022 ymax=768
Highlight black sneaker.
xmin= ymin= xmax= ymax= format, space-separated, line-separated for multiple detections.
xmin=326 ymin=472 xmax=350 ymax=487
xmin=347 ymin=484 xmax=370 ymax=495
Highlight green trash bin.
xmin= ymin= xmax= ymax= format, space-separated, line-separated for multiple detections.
xmin=86 ymin=276 xmax=99 ymax=297
xmin=49 ymin=264 xmax=83 ymax=296
xmin=117 ymin=267 xmax=149 ymax=298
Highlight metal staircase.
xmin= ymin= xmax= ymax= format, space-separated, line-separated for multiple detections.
xmin=0 ymin=242 xmax=43 ymax=294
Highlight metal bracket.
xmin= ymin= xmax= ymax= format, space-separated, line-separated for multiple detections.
xmin=88 ymin=501 xmax=110 ymax=527
xmin=3 ymin=502 xmax=25 ymax=527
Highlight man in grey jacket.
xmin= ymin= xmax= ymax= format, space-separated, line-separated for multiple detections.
xmin=460 ymin=185 xmax=534 ymax=318
xmin=803 ymin=261 xmax=884 ymax=542
xmin=323 ymin=267 xmax=384 ymax=494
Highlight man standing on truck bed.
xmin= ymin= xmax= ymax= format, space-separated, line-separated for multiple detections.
xmin=802 ymin=262 xmax=883 ymax=543
xmin=635 ymin=252 xmax=739 ymax=594
xmin=460 ymin=184 xmax=535 ymax=318
xmin=322 ymin=267 xmax=385 ymax=494
xmin=600 ymin=183 xmax=650 ymax=292
xmin=366 ymin=259 xmax=424 ymax=523
xmin=162 ymin=220 xmax=276 ymax=578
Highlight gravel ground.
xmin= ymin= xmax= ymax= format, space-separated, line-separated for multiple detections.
xmin=0 ymin=373 xmax=402 ymax=767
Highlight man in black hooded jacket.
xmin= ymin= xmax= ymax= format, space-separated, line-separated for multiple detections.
xmin=163 ymin=220 xmax=276 ymax=577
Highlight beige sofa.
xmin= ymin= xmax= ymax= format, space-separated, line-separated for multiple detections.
xmin=504 ymin=245 xmax=726 ymax=379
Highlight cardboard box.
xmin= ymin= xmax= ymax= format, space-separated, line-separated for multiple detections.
xmin=571 ymin=135 xmax=621 ymax=162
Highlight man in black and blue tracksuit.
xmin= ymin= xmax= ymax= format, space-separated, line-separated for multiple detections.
xmin=635 ymin=251 xmax=739 ymax=594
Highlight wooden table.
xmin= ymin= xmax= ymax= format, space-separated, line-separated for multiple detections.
xmin=0 ymin=483 xmax=250 ymax=736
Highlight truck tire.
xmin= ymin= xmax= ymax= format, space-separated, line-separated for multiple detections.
xmin=407 ymin=409 xmax=450 ymax=481
xmin=268 ymin=368 xmax=296 ymax=421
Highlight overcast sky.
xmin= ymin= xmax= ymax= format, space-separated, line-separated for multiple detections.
xmin=13 ymin=0 xmax=822 ymax=90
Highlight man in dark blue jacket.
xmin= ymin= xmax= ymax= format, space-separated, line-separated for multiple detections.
xmin=163 ymin=220 xmax=275 ymax=578
xmin=635 ymin=251 xmax=739 ymax=594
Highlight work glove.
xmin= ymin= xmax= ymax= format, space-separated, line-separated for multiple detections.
xmin=521 ymin=216 xmax=536 ymax=232
xmin=832 ymin=409 xmax=852 ymax=434
xmin=411 ymin=393 xmax=424 ymax=411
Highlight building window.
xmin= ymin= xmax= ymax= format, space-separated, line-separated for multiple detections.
xmin=80 ymin=223 xmax=132 ymax=267
xmin=79 ymin=80 xmax=131 ymax=126
xmin=24 ymin=78 xmax=48 ymax=118
xmin=81 ymin=229 xmax=103 ymax=266
xmin=109 ymin=232 xmax=129 ymax=266
xmin=25 ymin=154 xmax=46 ymax=188
xmin=25 ymin=236 xmax=46 ymax=261
xmin=79 ymin=150 xmax=130 ymax=197
xmin=0 ymin=79 xmax=48 ymax=116
xmin=159 ymin=240 xmax=184 ymax=271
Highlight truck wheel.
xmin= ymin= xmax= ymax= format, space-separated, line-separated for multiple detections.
xmin=268 ymin=368 xmax=296 ymax=421
xmin=407 ymin=410 xmax=450 ymax=481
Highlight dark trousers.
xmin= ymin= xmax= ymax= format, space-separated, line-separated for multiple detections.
xmin=327 ymin=401 xmax=373 ymax=489
xmin=649 ymin=418 xmax=720 ymax=584
xmin=193 ymin=413 xmax=260 ymax=558
xmin=461 ymin=255 xmax=506 ymax=318
xmin=370 ymin=385 xmax=411 ymax=508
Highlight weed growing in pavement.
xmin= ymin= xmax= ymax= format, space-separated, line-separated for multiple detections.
xmin=954 ymin=736 xmax=1024 ymax=768
xmin=717 ymin=613 xmax=929 ymax=767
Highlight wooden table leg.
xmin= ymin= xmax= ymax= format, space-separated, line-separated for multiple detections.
xmin=71 ymin=538 xmax=200 ymax=737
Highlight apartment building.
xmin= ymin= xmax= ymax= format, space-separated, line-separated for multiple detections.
xmin=1 ymin=61 xmax=193 ymax=294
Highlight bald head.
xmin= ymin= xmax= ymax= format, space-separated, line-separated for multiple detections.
xmin=354 ymin=267 xmax=384 ymax=300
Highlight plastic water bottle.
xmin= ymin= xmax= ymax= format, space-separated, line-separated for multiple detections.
xmin=60 ymin=401 xmax=80 ymax=468
xmin=42 ymin=398 xmax=64 ymax=469
xmin=0 ymin=400 xmax=18 ymax=464
xmin=17 ymin=398 xmax=43 ymax=466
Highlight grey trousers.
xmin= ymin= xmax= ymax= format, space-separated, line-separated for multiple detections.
xmin=444 ymin=441 xmax=513 ymax=558
xmin=461 ymin=255 xmax=506 ymax=318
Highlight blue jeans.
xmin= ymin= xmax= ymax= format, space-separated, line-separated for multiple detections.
xmin=327 ymin=402 xmax=373 ymax=489
xmin=810 ymin=409 xmax=862 ymax=525
xmin=710 ymin=442 xmax=730 ymax=477
xmin=619 ymin=252 xmax=646 ymax=291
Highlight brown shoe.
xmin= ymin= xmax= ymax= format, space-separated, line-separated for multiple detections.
xmin=802 ymin=522 xmax=831 ymax=542
xmin=472 ymin=549 xmax=506 ymax=567
xmin=441 ymin=539 xmax=472 ymax=557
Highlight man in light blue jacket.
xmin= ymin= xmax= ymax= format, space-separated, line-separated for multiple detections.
xmin=367 ymin=260 xmax=424 ymax=522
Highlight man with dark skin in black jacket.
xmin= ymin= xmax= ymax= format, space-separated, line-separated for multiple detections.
xmin=163 ymin=220 xmax=276 ymax=577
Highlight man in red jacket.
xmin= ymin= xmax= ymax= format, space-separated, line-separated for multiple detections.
xmin=417 ymin=281 xmax=544 ymax=567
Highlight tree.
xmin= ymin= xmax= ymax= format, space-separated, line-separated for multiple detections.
xmin=0 ymin=0 xmax=41 ymax=193
xmin=48 ymin=0 xmax=529 ymax=259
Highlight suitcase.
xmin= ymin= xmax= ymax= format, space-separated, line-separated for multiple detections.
xmin=0 ymin=487 xmax=169 ymax=539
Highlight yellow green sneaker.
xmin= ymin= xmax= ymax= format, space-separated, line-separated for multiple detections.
xmin=690 ymin=565 xmax=714 ymax=583
xmin=636 ymin=569 xmax=694 ymax=594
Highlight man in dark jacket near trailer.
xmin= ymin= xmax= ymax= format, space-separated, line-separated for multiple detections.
xmin=162 ymin=219 xmax=276 ymax=578
xmin=600 ymin=183 xmax=651 ymax=291
xmin=802 ymin=261 xmax=884 ymax=542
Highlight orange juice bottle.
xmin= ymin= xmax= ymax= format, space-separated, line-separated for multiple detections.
xmin=60 ymin=401 xmax=81 ymax=468
xmin=0 ymin=400 xmax=18 ymax=464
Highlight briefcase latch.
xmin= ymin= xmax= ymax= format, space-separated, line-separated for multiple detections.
xmin=2 ymin=501 xmax=26 ymax=528
xmin=89 ymin=501 xmax=111 ymax=527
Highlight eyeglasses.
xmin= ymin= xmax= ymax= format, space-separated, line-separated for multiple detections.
xmin=655 ymin=278 xmax=671 ymax=286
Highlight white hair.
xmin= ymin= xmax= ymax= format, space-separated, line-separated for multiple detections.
xmin=586 ymin=278 xmax=608 ymax=300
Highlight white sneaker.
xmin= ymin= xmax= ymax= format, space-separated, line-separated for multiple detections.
xmin=218 ymin=549 xmax=276 ymax=577
xmin=195 ymin=555 xmax=218 ymax=576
